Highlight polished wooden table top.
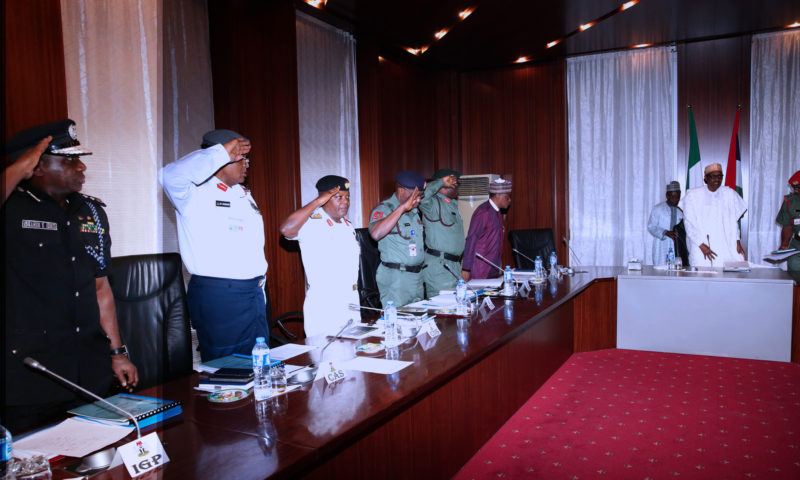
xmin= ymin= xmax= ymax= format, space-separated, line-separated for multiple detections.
xmin=60 ymin=267 xmax=621 ymax=479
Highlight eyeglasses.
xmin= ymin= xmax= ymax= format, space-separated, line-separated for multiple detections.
xmin=239 ymin=156 xmax=250 ymax=166
xmin=706 ymin=173 xmax=723 ymax=179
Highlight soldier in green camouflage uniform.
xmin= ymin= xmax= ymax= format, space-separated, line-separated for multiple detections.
xmin=420 ymin=169 xmax=464 ymax=296
xmin=369 ymin=171 xmax=426 ymax=307
xmin=777 ymin=170 xmax=800 ymax=272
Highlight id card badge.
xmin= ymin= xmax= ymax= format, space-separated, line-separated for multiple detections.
xmin=793 ymin=218 xmax=800 ymax=226
xmin=409 ymin=230 xmax=418 ymax=257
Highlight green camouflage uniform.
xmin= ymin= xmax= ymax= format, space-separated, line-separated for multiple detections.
xmin=369 ymin=194 xmax=425 ymax=307
xmin=420 ymin=178 xmax=465 ymax=296
xmin=776 ymin=192 xmax=800 ymax=272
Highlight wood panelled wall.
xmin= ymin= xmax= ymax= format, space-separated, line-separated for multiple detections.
xmin=459 ymin=63 xmax=568 ymax=266
xmin=207 ymin=0 xmax=306 ymax=320
xmin=3 ymin=0 xmax=68 ymax=137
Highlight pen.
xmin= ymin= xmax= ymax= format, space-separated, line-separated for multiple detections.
xmin=232 ymin=353 xmax=251 ymax=359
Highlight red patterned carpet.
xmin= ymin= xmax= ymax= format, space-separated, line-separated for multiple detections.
xmin=455 ymin=349 xmax=800 ymax=479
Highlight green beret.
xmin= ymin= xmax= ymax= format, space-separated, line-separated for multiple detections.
xmin=432 ymin=168 xmax=460 ymax=180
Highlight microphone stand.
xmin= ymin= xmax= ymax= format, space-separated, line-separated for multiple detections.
xmin=561 ymin=236 xmax=587 ymax=273
xmin=24 ymin=357 xmax=141 ymax=439
xmin=442 ymin=263 xmax=479 ymax=307
xmin=475 ymin=253 xmax=505 ymax=276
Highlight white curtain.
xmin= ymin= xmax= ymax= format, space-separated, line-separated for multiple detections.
xmin=749 ymin=30 xmax=800 ymax=266
xmin=61 ymin=0 xmax=214 ymax=257
xmin=295 ymin=12 xmax=362 ymax=226
xmin=567 ymin=47 xmax=677 ymax=266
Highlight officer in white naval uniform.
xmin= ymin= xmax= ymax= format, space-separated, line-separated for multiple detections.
xmin=280 ymin=175 xmax=360 ymax=337
xmin=159 ymin=129 xmax=268 ymax=361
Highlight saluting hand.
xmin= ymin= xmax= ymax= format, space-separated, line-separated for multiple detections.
xmin=401 ymin=187 xmax=422 ymax=212
xmin=223 ymin=137 xmax=251 ymax=163
xmin=442 ymin=174 xmax=458 ymax=189
xmin=17 ymin=136 xmax=52 ymax=179
xmin=317 ymin=186 xmax=341 ymax=206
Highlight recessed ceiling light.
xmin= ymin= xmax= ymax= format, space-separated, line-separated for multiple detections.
xmin=622 ymin=1 xmax=638 ymax=10
xmin=547 ymin=40 xmax=560 ymax=48
xmin=435 ymin=29 xmax=449 ymax=40
xmin=579 ymin=22 xmax=594 ymax=31
xmin=305 ymin=0 xmax=326 ymax=9
xmin=515 ymin=56 xmax=529 ymax=63
xmin=633 ymin=43 xmax=651 ymax=48
xmin=788 ymin=21 xmax=800 ymax=28
xmin=458 ymin=8 xmax=474 ymax=20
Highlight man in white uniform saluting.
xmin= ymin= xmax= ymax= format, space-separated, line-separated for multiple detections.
xmin=280 ymin=175 xmax=360 ymax=337
xmin=159 ymin=129 xmax=268 ymax=361
xmin=679 ymin=162 xmax=747 ymax=267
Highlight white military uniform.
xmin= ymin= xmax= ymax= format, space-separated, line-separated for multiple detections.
xmin=290 ymin=207 xmax=360 ymax=337
xmin=159 ymin=143 xmax=267 ymax=279
xmin=679 ymin=185 xmax=747 ymax=267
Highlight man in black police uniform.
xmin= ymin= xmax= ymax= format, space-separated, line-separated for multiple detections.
xmin=3 ymin=119 xmax=138 ymax=432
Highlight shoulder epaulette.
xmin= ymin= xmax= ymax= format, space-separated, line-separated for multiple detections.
xmin=81 ymin=193 xmax=106 ymax=207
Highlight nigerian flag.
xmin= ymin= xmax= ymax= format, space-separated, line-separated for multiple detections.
xmin=685 ymin=106 xmax=702 ymax=190
xmin=725 ymin=107 xmax=743 ymax=197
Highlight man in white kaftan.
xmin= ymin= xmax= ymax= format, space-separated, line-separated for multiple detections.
xmin=679 ymin=163 xmax=747 ymax=267
xmin=647 ymin=181 xmax=684 ymax=265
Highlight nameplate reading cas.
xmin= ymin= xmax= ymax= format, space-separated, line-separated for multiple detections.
xmin=117 ymin=432 xmax=170 ymax=477
xmin=423 ymin=320 xmax=441 ymax=339
xmin=325 ymin=362 xmax=346 ymax=385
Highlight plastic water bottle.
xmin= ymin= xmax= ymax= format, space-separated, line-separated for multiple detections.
xmin=456 ymin=279 xmax=467 ymax=314
xmin=534 ymin=255 xmax=545 ymax=280
xmin=549 ymin=251 xmax=558 ymax=276
xmin=0 ymin=422 xmax=11 ymax=479
xmin=667 ymin=247 xmax=675 ymax=270
xmin=252 ymin=337 xmax=270 ymax=401
xmin=384 ymin=301 xmax=399 ymax=347
xmin=503 ymin=266 xmax=515 ymax=296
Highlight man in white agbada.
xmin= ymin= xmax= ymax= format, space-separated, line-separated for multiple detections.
xmin=679 ymin=163 xmax=747 ymax=267
xmin=279 ymin=175 xmax=360 ymax=337
xmin=647 ymin=181 xmax=684 ymax=265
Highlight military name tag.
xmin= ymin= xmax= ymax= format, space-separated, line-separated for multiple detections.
xmin=21 ymin=219 xmax=57 ymax=231
xmin=794 ymin=218 xmax=800 ymax=225
xmin=215 ymin=201 xmax=230 ymax=208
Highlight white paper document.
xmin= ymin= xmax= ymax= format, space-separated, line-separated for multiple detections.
xmin=14 ymin=417 xmax=133 ymax=458
xmin=467 ymin=278 xmax=503 ymax=289
xmin=339 ymin=357 xmax=413 ymax=375
xmin=269 ymin=343 xmax=317 ymax=361
xmin=763 ymin=249 xmax=799 ymax=262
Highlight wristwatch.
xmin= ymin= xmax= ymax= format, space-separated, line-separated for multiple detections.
xmin=110 ymin=345 xmax=129 ymax=357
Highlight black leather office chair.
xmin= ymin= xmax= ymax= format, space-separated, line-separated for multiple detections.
xmin=355 ymin=227 xmax=381 ymax=314
xmin=509 ymin=228 xmax=556 ymax=269
xmin=264 ymin=279 xmax=304 ymax=346
xmin=109 ymin=253 xmax=192 ymax=389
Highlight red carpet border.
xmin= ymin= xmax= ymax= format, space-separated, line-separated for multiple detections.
xmin=455 ymin=349 xmax=800 ymax=479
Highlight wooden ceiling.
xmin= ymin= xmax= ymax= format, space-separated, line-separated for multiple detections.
xmin=317 ymin=0 xmax=800 ymax=70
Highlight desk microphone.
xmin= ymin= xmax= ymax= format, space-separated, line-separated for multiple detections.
xmin=512 ymin=248 xmax=536 ymax=266
xmin=24 ymin=357 xmax=141 ymax=438
xmin=475 ymin=253 xmax=504 ymax=275
xmin=319 ymin=319 xmax=354 ymax=360
xmin=561 ymin=236 xmax=587 ymax=273
xmin=442 ymin=263 xmax=479 ymax=300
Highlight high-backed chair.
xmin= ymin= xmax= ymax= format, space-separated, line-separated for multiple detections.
xmin=509 ymin=228 xmax=556 ymax=269
xmin=355 ymin=227 xmax=381 ymax=312
xmin=264 ymin=279 xmax=304 ymax=347
xmin=109 ymin=253 xmax=192 ymax=389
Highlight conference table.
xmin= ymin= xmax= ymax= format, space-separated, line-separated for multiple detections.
xmin=50 ymin=266 xmax=797 ymax=479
